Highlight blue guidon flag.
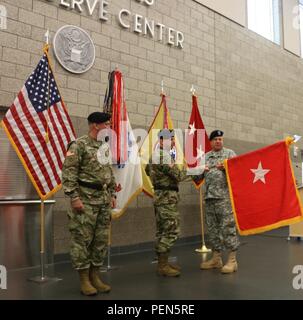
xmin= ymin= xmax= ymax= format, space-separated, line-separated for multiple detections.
xmin=1 ymin=46 xmax=76 ymax=200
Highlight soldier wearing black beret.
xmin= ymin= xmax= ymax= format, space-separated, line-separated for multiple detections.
xmin=157 ymin=128 xmax=174 ymax=139
xmin=62 ymin=111 xmax=116 ymax=296
xmin=145 ymin=128 xmax=190 ymax=277
xmin=209 ymin=130 xmax=224 ymax=141
xmin=87 ymin=112 xmax=111 ymax=124
xmin=199 ymin=129 xmax=240 ymax=274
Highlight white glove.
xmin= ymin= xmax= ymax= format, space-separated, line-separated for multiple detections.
xmin=186 ymin=165 xmax=205 ymax=176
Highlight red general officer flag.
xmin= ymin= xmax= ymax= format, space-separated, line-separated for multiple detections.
xmin=185 ymin=95 xmax=211 ymax=188
xmin=225 ymin=138 xmax=303 ymax=235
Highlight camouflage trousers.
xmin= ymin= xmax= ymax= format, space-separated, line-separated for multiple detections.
xmin=154 ymin=204 xmax=180 ymax=254
xmin=205 ymin=198 xmax=240 ymax=252
xmin=68 ymin=202 xmax=111 ymax=270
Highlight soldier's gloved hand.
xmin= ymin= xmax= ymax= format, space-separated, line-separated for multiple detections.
xmin=187 ymin=165 xmax=205 ymax=175
xmin=168 ymin=159 xmax=176 ymax=168
xmin=71 ymin=198 xmax=84 ymax=212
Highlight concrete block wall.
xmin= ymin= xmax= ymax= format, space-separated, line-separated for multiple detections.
xmin=1 ymin=0 xmax=303 ymax=255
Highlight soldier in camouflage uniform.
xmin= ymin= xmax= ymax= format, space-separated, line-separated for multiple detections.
xmin=199 ymin=130 xmax=240 ymax=274
xmin=145 ymin=129 xmax=189 ymax=277
xmin=62 ymin=112 xmax=117 ymax=296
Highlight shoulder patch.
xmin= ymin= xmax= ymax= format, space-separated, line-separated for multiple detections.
xmin=66 ymin=150 xmax=75 ymax=157
xmin=67 ymin=141 xmax=76 ymax=150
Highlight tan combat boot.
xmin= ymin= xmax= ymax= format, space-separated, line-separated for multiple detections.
xmin=165 ymin=254 xmax=181 ymax=271
xmin=78 ymin=269 xmax=97 ymax=296
xmin=221 ymin=251 xmax=238 ymax=274
xmin=169 ymin=261 xmax=181 ymax=272
xmin=157 ymin=253 xmax=181 ymax=277
xmin=89 ymin=266 xmax=111 ymax=293
xmin=200 ymin=251 xmax=223 ymax=270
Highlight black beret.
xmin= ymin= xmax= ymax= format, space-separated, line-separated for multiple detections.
xmin=209 ymin=130 xmax=224 ymax=141
xmin=87 ymin=112 xmax=111 ymax=124
xmin=158 ymin=129 xmax=174 ymax=139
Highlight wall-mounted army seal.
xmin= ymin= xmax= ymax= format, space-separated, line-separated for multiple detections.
xmin=53 ymin=25 xmax=95 ymax=74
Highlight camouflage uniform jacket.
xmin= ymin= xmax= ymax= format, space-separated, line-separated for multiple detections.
xmin=204 ymin=147 xmax=236 ymax=200
xmin=145 ymin=149 xmax=188 ymax=205
xmin=62 ymin=135 xmax=116 ymax=205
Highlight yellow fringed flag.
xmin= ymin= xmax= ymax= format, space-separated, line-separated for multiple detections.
xmin=140 ymin=94 xmax=184 ymax=197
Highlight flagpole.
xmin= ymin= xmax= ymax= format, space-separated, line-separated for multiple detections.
xmin=101 ymin=221 xmax=119 ymax=272
xmin=41 ymin=199 xmax=45 ymax=279
xmin=28 ymin=30 xmax=61 ymax=283
xmin=28 ymin=198 xmax=48 ymax=282
xmin=195 ymin=186 xmax=211 ymax=253
xmin=40 ymin=30 xmax=49 ymax=279
xmin=45 ymin=30 xmax=50 ymax=143
xmin=161 ymin=79 xmax=166 ymax=97
xmin=29 ymin=197 xmax=61 ymax=283
xmin=190 ymin=85 xmax=211 ymax=254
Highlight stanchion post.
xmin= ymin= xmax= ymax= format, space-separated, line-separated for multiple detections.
xmin=195 ymin=187 xmax=211 ymax=253
xmin=100 ymin=222 xmax=119 ymax=272
xmin=28 ymin=199 xmax=61 ymax=283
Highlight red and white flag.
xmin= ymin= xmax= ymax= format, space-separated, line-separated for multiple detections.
xmin=1 ymin=46 xmax=76 ymax=200
xmin=225 ymin=138 xmax=303 ymax=235
xmin=185 ymin=95 xmax=211 ymax=188
xmin=104 ymin=70 xmax=143 ymax=217
xmin=104 ymin=70 xmax=128 ymax=164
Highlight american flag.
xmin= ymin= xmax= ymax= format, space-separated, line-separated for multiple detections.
xmin=1 ymin=50 xmax=76 ymax=200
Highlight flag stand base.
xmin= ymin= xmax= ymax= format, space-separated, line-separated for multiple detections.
xmin=195 ymin=245 xmax=212 ymax=253
xmin=151 ymin=256 xmax=177 ymax=264
xmin=27 ymin=253 xmax=62 ymax=283
xmin=28 ymin=276 xmax=62 ymax=283
xmin=100 ymin=246 xmax=119 ymax=273
xmin=100 ymin=266 xmax=119 ymax=272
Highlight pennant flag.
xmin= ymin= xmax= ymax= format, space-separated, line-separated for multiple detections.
xmin=104 ymin=70 xmax=143 ymax=218
xmin=1 ymin=45 xmax=76 ymax=200
xmin=185 ymin=95 xmax=211 ymax=188
xmin=140 ymin=94 xmax=184 ymax=197
xmin=225 ymin=138 xmax=303 ymax=235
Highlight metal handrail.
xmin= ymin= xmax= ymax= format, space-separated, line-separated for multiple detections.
xmin=0 ymin=200 xmax=55 ymax=204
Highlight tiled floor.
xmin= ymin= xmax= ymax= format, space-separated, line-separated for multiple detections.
xmin=1 ymin=229 xmax=303 ymax=300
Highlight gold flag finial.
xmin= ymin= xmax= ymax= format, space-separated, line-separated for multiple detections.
xmin=161 ymin=80 xmax=165 ymax=96
xmin=190 ymin=84 xmax=196 ymax=96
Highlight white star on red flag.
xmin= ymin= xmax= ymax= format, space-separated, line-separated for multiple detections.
xmin=196 ymin=145 xmax=205 ymax=160
xmin=189 ymin=122 xmax=196 ymax=135
xmin=250 ymin=162 xmax=270 ymax=184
